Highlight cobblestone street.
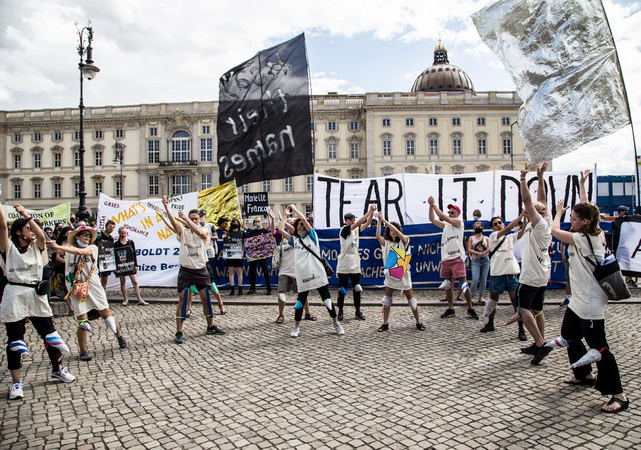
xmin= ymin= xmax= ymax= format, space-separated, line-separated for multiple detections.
xmin=1 ymin=289 xmax=640 ymax=449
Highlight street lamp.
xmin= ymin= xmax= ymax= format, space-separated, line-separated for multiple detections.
xmin=76 ymin=22 xmax=100 ymax=221
xmin=113 ymin=143 xmax=124 ymax=200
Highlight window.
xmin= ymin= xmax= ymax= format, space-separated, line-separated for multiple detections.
xmin=116 ymin=129 xmax=124 ymax=139
xmin=328 ymin=143 xmax=337 ymax=159
xmin=148 ymin=140 xmax=160 ymax=163
xmin=625 ymin=182 xmax=634 ymax=195
xmin=94 ymin=130 xmax=103 ymax=139
xmin=74 ymin=131 xmax=81 ymax=140
xmin=33 ymin=132 xmax=42 ymax=142
xmin=429 ymin=118 xmax=438 ymax=126
xmin=53 ymin=153 xmax=62 ymax=168
xmin=74 ymin=152 xmax=81 ymax=167
xmin=33 ymin=153 xmax=41 ymax=168
xmin=33 ymin=183 xmax=41 ymax=199
xmin=53 ymin=182 xmax=61 ymax=198
xmin=13 ymin=154 xmax=21 ymax=169
xmin=350 ymin=142 xmax=360 ymax=159
xmin=349 ymin=121 xmax=359 ymax=131
xmin=382 ymin=167 xmax=394 ymax=177
xmin=612 ymin=183 xmax=624 ymax=196
xmin=597 ymin=182 xmax=609 ymax=196
xmin=382 ymin=139 xmax=391 ymax=156
xmin=405 ymin=118 xmax=414 ymax=126
xmin=477 ymin=118 xmax=486 ymax=126
xmin=149 ymin=127 xmax=158 ymax=136
xmin=382 ymin=118 xmax=391 ymax=127
xmin=478 ymin=138 xmax=487 ymax=155
xmin=94 ymin=181 xmax=103 ymax=197
xmin=172 ymin=131 xmax=191 ymax=162
xmin=115 ymin=181 xmax=122 ymax=199
xmin=74 ymin=182 xmax=80 ymax=197
xmin=306 ymin=176 xmax=314 ymax=192
xmin=12 ymin=133 xmax=22 ymax=144
xmin=94 ymin=151 xmax=103 ymax=166
xmin=429 ymin=139 xmax=439 ymax=156
xmin=349 ymin=170 xmax=360 ymax=179
xmin=240 ymin=184 xmax=248 ymax=193
xmin=406 ymin=139 xmax=415 ymax=156
xmin=453 ymin=138 xmax=462 ymax=155
xmin=304 ymin=205 xmax=313 ymax=217
xmin=310 ymin=123 xmax=315 ymax=131
xmin=148 ymin=176 xmax=159 ymax=196
xmin=171 ymin=175 xmax=191 ymax=195
xmin=202 ymin=174 xmax=212 ymax=189
xmin=13 ymin=184 xmax=21 ymax=199
xmin=503 ymin=138 xmax=512 ymax=155
xmin=284 ymin=177 xmax=293 ymax=192
xmin=452 ymin=117 xmax=461 ymax=126
xmin=202 ymin=125 xmax=210 ymax=134
xmin=200 ymin=138 xmax=213 ymax=162
xmin=502 ymin=117 xmax=511 ymax=126
xmin=261 ymin=180 xmax=271 ymax=192
xmin=327 ymin=122 xmax=337 ymax=131
xmin=53 ymin=131 xmax=62 ymax=141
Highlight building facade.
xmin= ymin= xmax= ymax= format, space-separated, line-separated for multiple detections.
xmin=1 ymin=43 xmax=529 ymax=219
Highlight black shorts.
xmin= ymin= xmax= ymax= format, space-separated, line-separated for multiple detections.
xmin=177 ymin=266 xmax=211 ymax=293
xmin=226 ymin=259 xmax=243 ymax=268
xmin=514 ymin=283 xmax=546 ymax=311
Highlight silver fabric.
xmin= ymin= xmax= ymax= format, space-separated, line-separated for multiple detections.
xmin=472 ymin=0 xmax=630 ymax=163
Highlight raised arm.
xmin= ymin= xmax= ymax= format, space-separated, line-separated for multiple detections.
xmin=178 ymin=210 xmax=207 ymax=240
xmin=375 ymin=212 xmax=386 ymax=246
xmin=579 ymin=169 xmax=591 ymax=203
xmin=497 ymin=212 xmax=524 ymax=238
xmin=268 ymin=209 xmax=276 ymax=235
xmin=48 ymin=241 xmax=93 ymax=256
xmin=551 ymin=200 xmax=574 ymax=245
xmin=356 ymin=204 xmax=377 ymax=233
xmin=380 ymin=215 xmax=409 ymax=246
xmin=536 ymin=162 xmax=548 ymax=205
xmin=278 ymin=211 xmax=293 ymax=242
xmin=153 ymin=205 xmax=176 ymax=233
xmin=427 ymin=196 xmax=445 ymax=229
xmin=162 ymin=195 xmax=182 ymax=236
xmin=15 ymin=205 xmax=46 ymax=251
xmin=288 ymin=204 xmax=311 ymax=232
xmin=520 ymin=165 xmax=542 ymax=227
xmin=0 ymin=197 xmax=8 ymax=253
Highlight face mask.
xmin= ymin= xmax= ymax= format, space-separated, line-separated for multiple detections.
xmin=200 ymin=219 xmax=205 ymax=226
xmin=76 ymin=239 xmax=88 ymax=248
xmin=474 ymin=228 xmax=483 ymax=234
xmin=254 ymin=223 xmax=260 ymax=228
xmin=473 ymin=215 xmax=481 ymax=221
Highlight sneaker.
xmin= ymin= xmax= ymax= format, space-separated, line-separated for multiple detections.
xmin=416 ymin=323 xmax=426 ymax=331
xmin=518 ymin=329 xmax=527 ymax=341
xmin=475 ymin=298 xmax=486 ymax=307
xmin=8 ymin=381 xmax=23 ymax=400
xmin=520 ymin=343 xmax=537 ymax=355
xmin=559 ymin=297 xmax=570 ymax=307
xmin=51 ymin=366 xmax=76 ymax=383
xmin=441 ymin=308 xmax=455 ymax=319
xmin=334 ymin=321 xmax=345 ymax=336
xmin=117 ymin=336 xmax=128 ymax=349
xmin=174 ymin=332 xmax=184 ymax=344
xmin=626 ymin=278 xmax=637 ymax=288
xmin=467 ymin=309 xmax=479 ymax=320
xmin=122 ymin=299 xmax=129 ymax=306
xmin=137 ymin=300 xmax=149 ymax=306
xmin=337 ymin=311 xmax=344 ymax=321
xmin=480 ymin=323 xmax=495 ymax=333
xmin=247 ymin=288 xmax=256 ymax=295
xmin=355 ymin=311 xmax=366 ymax=321
xmin=206 ymin=325 xmax=226 ymax=335
xmin=290 ymin=326 xmax=300 ymax=338
xmin=531 ymin=345 xmax=553 ymax=365
xmin=78 ymin=351 xmax=92 ymax=361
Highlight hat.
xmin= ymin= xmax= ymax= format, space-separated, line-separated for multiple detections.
xmin=617 ymin=205 xmax=629 ymax=212
xmin=67 ymin=226 xmax=98 ymax=245
xmin=198 ymin=210 xmax=207 ymax=217
xmin=344 ymin=213 xmax=356 ymax=221
xmin=447 ymin=204 xmax=461 ymax=214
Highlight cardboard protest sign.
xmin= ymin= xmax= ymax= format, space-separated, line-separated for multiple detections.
xmin=223 ymin=232 xmax=244 ymax=259
xmin=244 ymin=233 xmax=276 ymax=261
xmin=114 ymin=245 xmax=136 ymax=277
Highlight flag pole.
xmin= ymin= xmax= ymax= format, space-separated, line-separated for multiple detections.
xmin=600 ymin=0 xmax=640 ymax=213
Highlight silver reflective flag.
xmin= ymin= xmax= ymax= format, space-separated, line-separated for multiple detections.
xmin=472 ymin=0 xmax=630 ymax=163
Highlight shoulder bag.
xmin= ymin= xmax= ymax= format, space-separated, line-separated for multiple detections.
xmin=297 ymin=235 xmax=334 ymax=277
xmin=64 ymin=255 xmax=97 ymax=301
xmin=583 ymin=235 xmax=630 ymax=301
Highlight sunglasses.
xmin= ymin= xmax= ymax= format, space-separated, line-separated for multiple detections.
xmin=492 ymin=220 xmax=503 ymax=226
xmin=447 ymin=211 xmax=456 ymax=215
xmin=78 ymin=232 xmax=92 ymax=238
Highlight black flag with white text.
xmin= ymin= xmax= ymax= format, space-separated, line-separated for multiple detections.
xmin=217 ymin=33 xmax=313 ymax=186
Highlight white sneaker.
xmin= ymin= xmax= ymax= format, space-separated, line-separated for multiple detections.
xmin=290 ymin=326 xmax=300 ymax=338
xmin=122 ymin=299 xmax=129 ymax=306
xmin=8 ymin=381 xmax=23 ymax=400
xmin=137 ymin=300 xmax=149 ymax=306
xmin=334 ymin=321 xmax=345 ymax=336
xmin=50 ymin=365 xmax=76 ymax=383
xmin=439 ymin=279 xmax=452 ymax=290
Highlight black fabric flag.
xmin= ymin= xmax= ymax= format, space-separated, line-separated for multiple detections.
xmin=217 ymin=33 xmax=313 ymax=186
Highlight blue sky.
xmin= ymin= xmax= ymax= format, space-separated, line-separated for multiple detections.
xmin=1 ymin=0 xmax=640 ymax=175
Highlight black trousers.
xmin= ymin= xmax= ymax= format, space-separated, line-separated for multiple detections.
xmin=5 ymin=316 xmax=62 ymax=371
xmin=560 ymin=307 xmax=623 ymax=395
xmin=249 ymin=258 xmax=270 ymax=289
xmin=295 ymin=285 xmax=336 ymax=322
xmin=337 ymin=273 xmax=362 ymax=311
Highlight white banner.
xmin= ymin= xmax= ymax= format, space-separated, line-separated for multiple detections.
xmin=616 ymin=220 xmax=641 ymax=274
xmin=1 ymin=203 xmax=71 ymax=228
xmin=313 ymin=170 xmax=596 ymax=229
xmin=96 ymin=193 xmax=198 ymax=288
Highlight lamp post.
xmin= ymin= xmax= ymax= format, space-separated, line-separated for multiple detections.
xmin=113 ymin=143 xmax=124 ymax=200
xmin=510 ymin=119 xmax=518 ymax=171
xmin=76 ymin=22 xmax=100 ymax=221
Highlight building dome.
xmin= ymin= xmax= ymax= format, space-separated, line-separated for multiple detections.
xmin=411 ymin=40 xmax=475 ymax=93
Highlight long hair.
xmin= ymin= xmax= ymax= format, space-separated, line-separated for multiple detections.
xmin=384 ymin=221 xmax=402 ymax=242
xmin=55 ymin=226 xmax=73 ymax=245
xmin=571 ymin=202 xmax=602 ymax=236
xmin=292 ymin=218 xmax=303 ymax=237
xmin=9 ymin=218 xmax=30 ymax=247
xmin=229 ymin=218 xmax=242 ymax=231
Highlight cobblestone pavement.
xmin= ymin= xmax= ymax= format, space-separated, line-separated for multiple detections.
xmin=1 ymin=289 xmax=640 ymax=449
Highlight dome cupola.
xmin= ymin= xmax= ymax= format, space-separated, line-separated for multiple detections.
xmin=411 ymin=40 xmax=475 ymax=92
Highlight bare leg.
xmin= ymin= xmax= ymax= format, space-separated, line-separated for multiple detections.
xmin=119 ymin=276 xmax=128 ymax=303
xmin=535 ymin=310 xmax=545 ymax=339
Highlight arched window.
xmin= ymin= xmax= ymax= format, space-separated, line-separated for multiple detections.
xmin=172 ymin=130 xmax=191 ymax=162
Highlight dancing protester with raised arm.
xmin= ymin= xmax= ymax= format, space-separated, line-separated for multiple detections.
xmin=48 ymin=226 xmax=128 ymax=362
xmin=375 ymin=212 xmax=426 ymax=332
xmin=162 ymin=195 xmax=225 ymax=344
xmin=336 ymin=204 xmax=376 ymax=321
xmin=550 ymin=170 xmax=628 ymax=413
xmin=428 ymin=196 xmax=479 ymax=320
xmin=278 ymin=204 xmax=343 ymax=338
xmin=1 ymin=203 xmax=76 ymax=400
xmin=510 ymin=162 xmax=553 ymax=365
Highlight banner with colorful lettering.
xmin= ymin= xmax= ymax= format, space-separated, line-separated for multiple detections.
xmin=1 ymin=202 xmax=71 ymax=228
xmin=244 ymin=233 xmax=276 ymax=261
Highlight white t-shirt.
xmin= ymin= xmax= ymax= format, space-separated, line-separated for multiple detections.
xmin=383 ymin=239 xmax=412 ymax=291
xmin=441 ymin=222 xmax=465 ymax=262
xmin=278 ymin=239 xmax=296 ymax=278
xmin=337 ymin=225 xmax=361 ymax=274
xmin=291 ymin=228 xmax=328 ymax=292
xmin=489 ymin=231 xmax=520 ymax=276
xmin=567 ymin=232 xmax=608 ymax=320
xmin=519 ymin=218 xmax=552 ymax=287
xmin=177 ymin=227 xmax=209 ymax=269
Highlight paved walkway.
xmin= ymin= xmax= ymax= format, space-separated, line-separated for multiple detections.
xmin=1 ymin=288 xmax=640 ymax=449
